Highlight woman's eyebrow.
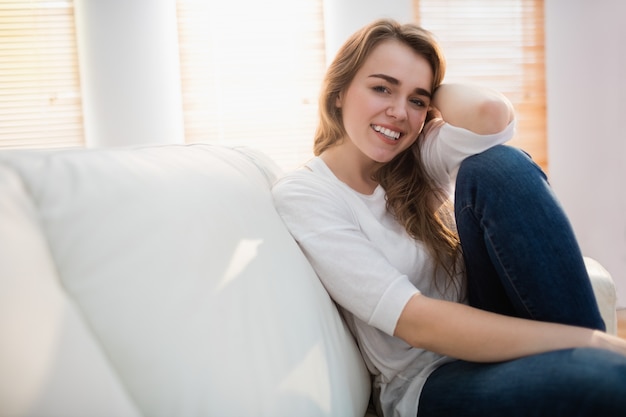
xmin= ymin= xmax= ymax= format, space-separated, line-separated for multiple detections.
xmin=368 ymin=73 xmax=432 ymax=98
xmin=369 ymin=73 xmax=400 ymax=85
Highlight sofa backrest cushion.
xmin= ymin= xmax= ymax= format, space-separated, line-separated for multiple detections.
xmin=0 ymin=144 xmax=370 ymax=417
xmin=0 ymin=164 xmax=142 ymax=417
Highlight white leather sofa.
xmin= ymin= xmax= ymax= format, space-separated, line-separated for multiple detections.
xmin=0 ymin=143 xmax=617 ymax=417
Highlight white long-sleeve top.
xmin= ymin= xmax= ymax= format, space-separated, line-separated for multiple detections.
xmin=271 ymin=118 xmax=515 ymax=417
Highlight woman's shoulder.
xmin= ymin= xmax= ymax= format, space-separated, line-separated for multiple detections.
xmin=272 ymin=157 xmax=343 ymax=198
xmin=271 ymin=158 xmax=360 ymax=233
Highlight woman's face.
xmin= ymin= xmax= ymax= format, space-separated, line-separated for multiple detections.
xmin=336 ymin=39 xmax=434 ymax=165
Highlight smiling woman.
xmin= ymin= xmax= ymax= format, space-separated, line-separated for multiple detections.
xmin=271 ymin=17 xmax=626 ymax=417
xmin=323 ymin=39 xmax=435 ymax=193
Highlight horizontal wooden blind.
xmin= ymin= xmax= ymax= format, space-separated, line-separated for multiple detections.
xmin=0 ymin=0 xmax=84 ymax=149
xmin=414 ymin=0 xmax=547 ymax=171
xmin=176 ymin=0 xmax=325 ymax=171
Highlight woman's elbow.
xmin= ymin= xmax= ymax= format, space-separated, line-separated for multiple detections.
xmin=474 ymin=98 xmax=514 ymax=135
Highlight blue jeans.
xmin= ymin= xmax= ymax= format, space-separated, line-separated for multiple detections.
xmin=417 ymin=146 xmax=626 ymax=416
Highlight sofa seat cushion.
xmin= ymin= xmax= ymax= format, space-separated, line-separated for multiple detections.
xmin=0 ymin=144 xmax=370 ymax=417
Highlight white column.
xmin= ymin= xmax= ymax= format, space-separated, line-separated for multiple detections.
xmin=74 ymin=0 xmax=184 ymax=147
xmin=322 ymin=0 xmax=413 ymax=65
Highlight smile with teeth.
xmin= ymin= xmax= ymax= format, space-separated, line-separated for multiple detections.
xmin=372 ymin=124 xmax=401 ymax=140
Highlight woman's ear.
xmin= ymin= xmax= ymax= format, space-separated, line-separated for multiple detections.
xmin=335 ymin=92 xmax=343 ymax=109
xmin=428 ymin=106 xmax=442 ymax=120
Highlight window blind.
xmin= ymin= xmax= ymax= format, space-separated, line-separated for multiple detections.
xmin=176 ymin=0 xmax=325 ymax=171
xmin=414 ymin=0 xmax=547 ymax=171
xmin=0 ymin=0 xmax=84 ymax=149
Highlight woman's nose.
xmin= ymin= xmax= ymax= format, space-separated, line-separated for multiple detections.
xmin=386 ymin=100 xmax=408 ymax=120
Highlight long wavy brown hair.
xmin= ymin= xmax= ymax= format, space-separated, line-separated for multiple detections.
xmin=314 ymin=19 xmax=463 ymax=295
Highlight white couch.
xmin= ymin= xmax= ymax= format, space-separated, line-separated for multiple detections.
xmin=0 ymin=143 xmax=617 ymax=417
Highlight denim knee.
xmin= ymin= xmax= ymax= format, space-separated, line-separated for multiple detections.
xmin=456 ymin=145 xmax=545 ymax=190
xmin=565 ymin=348 xmax=626 ymax=396
xmin=454 ymin=145 xmax=552 ymax=216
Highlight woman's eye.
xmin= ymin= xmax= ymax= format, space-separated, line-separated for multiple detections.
xmin=410 ymin=98 xmax=426 ymax=107
xmin=373 ymin=85 xmax=390 ymax=94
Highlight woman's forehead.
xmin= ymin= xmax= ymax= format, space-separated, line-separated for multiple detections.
xmin=357 ymin=40 xmax=434 ymax=91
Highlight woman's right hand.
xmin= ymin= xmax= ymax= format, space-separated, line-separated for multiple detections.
xmin=589 ymin=329 xmax=626 ymax=357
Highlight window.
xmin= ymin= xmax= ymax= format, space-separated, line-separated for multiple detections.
xmin=0 ymin=0 xmax=84 ymax=149
xmin=176 ymin=0 xmax=325 ymax=171
xmin=414 ymin=0 xmax=547 ymax=171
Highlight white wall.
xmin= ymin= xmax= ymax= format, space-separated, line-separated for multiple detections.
xmin=545 ymin=0 xmax=626 ymax=307
xmin=74 ymin=0 xmax=184 ymax=147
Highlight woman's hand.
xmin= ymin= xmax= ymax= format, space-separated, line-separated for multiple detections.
xmin=588 ymin=328 xmax=626 ymax=357
xmin=431 ymin=83 xmax=515 ymax=135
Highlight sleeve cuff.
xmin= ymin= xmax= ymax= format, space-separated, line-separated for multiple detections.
xmin=369 ymin=276 xmax=420 ymax=336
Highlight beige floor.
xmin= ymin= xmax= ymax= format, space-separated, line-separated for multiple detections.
xmin=618 ymin=309 xmax=626 ymax=340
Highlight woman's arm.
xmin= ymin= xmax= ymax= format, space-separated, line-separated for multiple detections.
xmin=431 ymin=83 xmax=515 ymax=135
xmin=395 ymin=293 xmax=626 ymax=362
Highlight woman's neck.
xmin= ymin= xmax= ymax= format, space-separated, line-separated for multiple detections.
xmin=320 ymin=146 xmax=381 ymax=195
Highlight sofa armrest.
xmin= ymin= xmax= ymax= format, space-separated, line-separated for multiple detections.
xmin=584 ymin=257 xmax=618 ymax=335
